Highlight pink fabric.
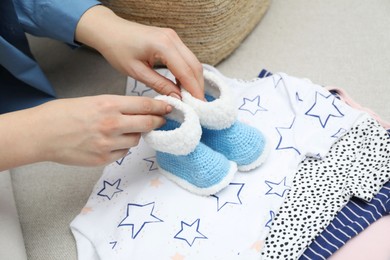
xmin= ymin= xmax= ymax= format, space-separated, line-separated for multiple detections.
xmin=328 ymin=215 xmax=390 ymax=260
xmin=326 ymin=86 xmax=390 ymax=130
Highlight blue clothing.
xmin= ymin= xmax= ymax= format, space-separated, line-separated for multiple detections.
xmin=0 ymin=0 xmax=100 ymax=114
xmin=13 ymin=0 xmax=101 ymax=46
xmin=300 ymin=182 xmax=390 ymax=260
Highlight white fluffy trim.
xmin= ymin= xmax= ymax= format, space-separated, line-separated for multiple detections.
xmin=181 ymin=70 xmax=237 ymax=130
xmin=142 ymin=95 xmax=201 ymax=155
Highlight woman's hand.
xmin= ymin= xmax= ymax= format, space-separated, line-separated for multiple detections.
xmin=0 ymin=95 xmax=171 ymax=170
xmin=75 ymin=5 xmax=204 ymax=100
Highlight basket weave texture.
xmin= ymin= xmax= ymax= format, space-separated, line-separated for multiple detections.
xmin=100 ymin=0 xmax=270 ymax=65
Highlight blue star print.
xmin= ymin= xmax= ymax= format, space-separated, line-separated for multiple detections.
xmin=212 ymin=183 xmax=244 ymax=211
xmin=265 ymin=177 xmax=291 ymax=198
xmin=118 ymin=202 xmax=163 ymax=239
xmin=116 ymin=150 xmax=131 ymax=165
xmin=130 ymin=80 xmax=153 ymax=96
xmin=309 ymin=153 xmax=322 ymax=160
xmin=239 ymin=96 xmax=267 ymax=115
xmin=97 ymin=179 xmax=123 ymax=200
xmin=265 ymin=211 xmax=276 ymax=229
xmin=143 ymin=156 xmax=158 ymax=171
xmin=275 ymin=117 xmax=301 ymax=155
xmin=305 ymin=91 xmax=344 ymax=128
xmin=174 ymin=219 xmax=207 ymax=247
xmin=296 ymin=92 xmax=303 ymax=102
xmin=109 ymin=241 xmax=117 ymax=249
xmin=272 ymin=74 xmax=286 ymax=88
xmin=331 ymin=128 xmax=347 ymax=138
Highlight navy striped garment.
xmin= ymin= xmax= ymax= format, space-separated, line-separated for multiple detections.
xmin=299 ymin=182 xmax=390 ymax=260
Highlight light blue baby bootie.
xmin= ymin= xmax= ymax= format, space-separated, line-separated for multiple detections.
xmin=182 ymin=69 xmax=269 ymax=171
xmin=143 ymin=95 xmax=237 ymax=196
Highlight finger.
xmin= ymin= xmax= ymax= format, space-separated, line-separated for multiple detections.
xmin=158 ymin=31 xmax=204 ymax=99
xmin=161 ymin=51 xmax=204 ymax=100
xmin=120 ymin=114 xmax=166 ymax=134
xmin=169 ymin=33 xmax=205 ymax=96
xmin=118 ymin=96 xmax=172 ymax=115
xmin=130 ymin=61 xmax=182 ymax=98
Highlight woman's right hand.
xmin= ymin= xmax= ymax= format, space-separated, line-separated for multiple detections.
xmin=75 ymin=5 xmax=205 ymax=100
xmin=0 ymin=95 xmax=171 ymax=170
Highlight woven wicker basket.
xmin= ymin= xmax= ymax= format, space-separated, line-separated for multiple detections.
xmin=100 ymin=0 xmax=270 ymax=65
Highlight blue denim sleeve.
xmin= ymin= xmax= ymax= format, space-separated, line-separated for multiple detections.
xmin=13 ymin=0 xmax=101 ymax=46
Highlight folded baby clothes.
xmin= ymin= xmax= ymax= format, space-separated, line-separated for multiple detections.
xmin=70 ymin=66 xmax=363 ymax=260
xmin=300 ymin=181 xmax=390 ymax=260
xmin=260 ymin=115 xmax=390 ymax=260
xmin=143 ymin=95 xmax=237 ymax=196
xmin=257 ymin=68 xmax=390 ymax=260
xmin=299 ymin=91 xmax=390 ymax=259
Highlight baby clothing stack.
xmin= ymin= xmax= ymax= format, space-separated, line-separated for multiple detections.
xmin=256 ymin=69 xmax=390 ymax=260
xmin=70 ymin=65 xmax=390 ymax=260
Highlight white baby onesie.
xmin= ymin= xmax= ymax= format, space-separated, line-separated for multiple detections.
xmin=70 ymin=66 xmax=363 ymax=260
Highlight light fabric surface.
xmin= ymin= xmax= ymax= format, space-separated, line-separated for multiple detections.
xmin=0 ymin=171 xmax=27 ymax=260
xmin=9 ymin=0 xmax=390 ymax=259
xmin=70 ymin=68 xmax=362 ymax=259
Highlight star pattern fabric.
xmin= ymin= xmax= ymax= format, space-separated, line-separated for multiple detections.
xmin=143 ymin=156 xmax=158 ymax=171
xmin=129 ymin=81 xmax=153 ymax=96
xmin=212 ymin=183 xmax=244 ymax=211
xmin=239 ymin=96 xmax=267 ymax=115
xmin=97 ymin=179 xmax=123 ymax=200
xmin=115 ymin=150 xmax=132 ymax=165
xmin=265 ymin=211 xmax=276 ymax=229
xmin=70 ymin=67 xmax=363 ymax=260
xmin=109 ymin=241 xmax=117 ymax=249
xmin=305 ymin=92 xmax=344 ymax=128
xmin=275 ymin=117 xmax=301 ymax=155
xmin=331 ymin=128 xmax=348 ymax=138
xmin=118 ymin=202 xmax=163 ymax=239
xmin=265 ymin=177 xmax=291 ymax=198
xmin=174 ymin=219 xmax=207 ymax=246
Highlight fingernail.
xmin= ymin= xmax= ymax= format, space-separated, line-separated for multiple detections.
xmin=166 ymin=105 xmax=173 ymax=113
xmin=169 ymin=93 xmax=182 ymax=100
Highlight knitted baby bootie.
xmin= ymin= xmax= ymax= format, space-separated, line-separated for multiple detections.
xmin=182 ymin=70 xmax=269 ymax=171
xmin=142 ymin=95 xmax=237 ymax=196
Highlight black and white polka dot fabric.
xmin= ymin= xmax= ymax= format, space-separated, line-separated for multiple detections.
xmin=260 ymin=116 xmax=390 ymax=260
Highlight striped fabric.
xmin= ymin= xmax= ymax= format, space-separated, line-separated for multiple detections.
xmin=300 ymin=182 xmax=390 ymax=260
